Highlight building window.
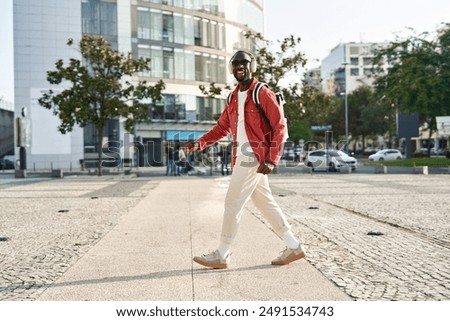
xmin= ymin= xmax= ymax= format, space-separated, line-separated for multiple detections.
xmin=202 ymin=18 xmax=210 ymax=47
xmin=83 ymin=119 xmax=119 ymax=152
xmin=217 ymin=56 xmax=226 ymax=82
xmin=218 ymin=23 xmax=225 ymax=50
xmin=137 ymin=8 xmax=150 ymax=39
xmin=149 ymin=94 xmax=186 ymax=120
xmin=164 ymin=95 xmax=176 ymax=119
xmin=363 ymin=57 xmax=373 ymax=65
xmin=163 ymin=47 xmax=174 ymax=78
xmin=174 ymin=48 xmax=185 ymax=80
xmin=363 ymin=68 xmax=373 ymax=76
xmin=350 ymin=68 xmax=359 ymax=76
xmin=137 ymin=45 xmax=151 ymax=77
xmin=184 ymin=50 xmax=195 ymax=80
xmin=195 ymin=52 xmax=202 ymax=81
xmin=150 ymin=9 xmax=162 ymax=41
xmin=195 ymin=96 xmax=225 ymax=121
xmin=162 ymin=11 xmax=174 ymax=42
xmin=173 ymin=13 xmax=184 ymax=44
xmin=350 ymin=57 xmax=359 ymax=66
xmin=194 ymin=17 xmax=202 ymax=46
xmin=349 ymin=46 xmax=359 ymax=55
xmin=151 ymin=46 xmax=163 ymax=78
xmin=184 ymin=15 xmax=194 ymax=45
xmin=82 ymin=0 xmax=118 ymax=47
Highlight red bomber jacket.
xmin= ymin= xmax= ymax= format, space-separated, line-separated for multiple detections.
xmin=197 ymin=78 xmax=286 ymax=167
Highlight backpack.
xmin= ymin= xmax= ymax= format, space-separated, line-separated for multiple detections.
xmin=228 ymin=82 xmax=289 ymax=142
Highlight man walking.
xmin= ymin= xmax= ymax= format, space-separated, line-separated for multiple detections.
xmin=189 ymin=50 xmax=305 ymax=269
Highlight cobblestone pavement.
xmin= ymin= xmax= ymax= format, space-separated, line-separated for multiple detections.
xmin=0 ymin=176 xmax=159 ymax=300
xmin=260 ymin=174 xmax=450 ymax=301
xmin=1 ymin=173 xmax=449 ymax=301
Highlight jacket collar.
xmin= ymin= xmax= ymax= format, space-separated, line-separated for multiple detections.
xmin=234 ymin=77 xmax=258 ymax=94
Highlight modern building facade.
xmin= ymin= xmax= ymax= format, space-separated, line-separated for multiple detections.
xmin=320 ymin=42 xmax=389 ymax=97
xmin=13 ymin=0 xmax=265 ymax=169
xmin=0 ymin=100 xmax=14 ymax=159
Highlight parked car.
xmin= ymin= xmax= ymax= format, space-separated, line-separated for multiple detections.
xmin=368 ymin=149 xmax=403 ymax=162
xmin=306 ymin=150 xmax=358 ymax=172
xmin=0 ymin=158 xmax=15 ymax=170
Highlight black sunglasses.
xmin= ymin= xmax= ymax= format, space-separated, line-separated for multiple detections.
xmin=231 ymin=59 xmax=251 ymax=67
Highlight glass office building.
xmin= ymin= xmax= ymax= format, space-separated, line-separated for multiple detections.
xmin=13 ymin=0 xmax=265 ymax=169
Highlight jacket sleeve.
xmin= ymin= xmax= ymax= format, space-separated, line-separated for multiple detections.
xmin=197 ymin=105 xmax=231 ymax=150
xmin=259 ymin=86 xmax=286 ymax=165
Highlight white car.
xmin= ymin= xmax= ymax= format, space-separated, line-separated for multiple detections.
xmin=368 ymin=149 xmax=403 ymax=161
xmin=306 ymin=150 xmax=358 ymax=172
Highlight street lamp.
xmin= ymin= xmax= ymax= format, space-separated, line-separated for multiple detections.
xmin=342 ymin=63 xmax=349 ymax=153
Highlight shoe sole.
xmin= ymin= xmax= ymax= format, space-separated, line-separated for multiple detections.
xmin=271 ymin=250 xmax=306 ymax=265
xmin=193 ymin=257 xmax=228 ymax=269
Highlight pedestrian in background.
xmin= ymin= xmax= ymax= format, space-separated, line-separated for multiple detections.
xmin=221 ymin=142 xmax=231 ymax=176
xmin=165 ymin=144 xmax=175 ymax=176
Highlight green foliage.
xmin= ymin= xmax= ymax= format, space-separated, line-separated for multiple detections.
xmin=373 ymin=23 xmax=450 ymax=138
xmin=39 ymin=35 xmax=165 ymax=134
xmin=38 ymin=35 xmax=165 ymax=175
xmin=373 ymin=157 xmax=450 ymax=167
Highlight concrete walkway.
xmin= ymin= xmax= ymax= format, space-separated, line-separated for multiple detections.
xmin=38 ymin=177 xmax=349 ymax=301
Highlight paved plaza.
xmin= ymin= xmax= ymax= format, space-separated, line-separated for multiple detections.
xmin=0 ymin=171 xmax=449 ymax=301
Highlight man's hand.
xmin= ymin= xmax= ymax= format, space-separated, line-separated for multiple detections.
xmin=186 ymin=142 xmax=201 ymax=154
xmin=257 ymin=162 xmax=274 ymax=175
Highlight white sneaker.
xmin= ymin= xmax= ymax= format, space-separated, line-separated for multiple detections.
xmin=271 ymin=245 xmax=306 ymax=265
xmin=193 ymin=250 xmax=230 ymax=269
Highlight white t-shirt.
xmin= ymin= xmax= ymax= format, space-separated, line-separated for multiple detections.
xmin=236 ymin=90 xmax=250 ymax=156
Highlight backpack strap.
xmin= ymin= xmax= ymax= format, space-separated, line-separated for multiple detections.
xmin=227 ymin=92 xmax=232 ymax=105
xmin=252 ymin=82 xmax=273 ymax=131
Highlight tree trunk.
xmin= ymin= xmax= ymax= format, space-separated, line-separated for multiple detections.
xmin=97 ymin=126 xmax=103 ymax=176
xmin=361 ymin=135 xmax=365 ymax=152
xmin=427 ymin=128 xmax=433 ymax=158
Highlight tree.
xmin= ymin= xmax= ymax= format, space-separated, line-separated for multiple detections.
xmin=373 ymin=23 xmax=450 ymax=155
xmin=39 ymin=35 xmax=165 ymax=175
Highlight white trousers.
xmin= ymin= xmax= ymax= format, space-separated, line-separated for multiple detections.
xmin=220 ymin=154 xmax=291 ymax=245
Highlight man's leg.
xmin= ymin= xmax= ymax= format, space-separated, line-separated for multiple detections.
xmin=193 ymin=155 xmax=260 ymax=269
xmin=251 ymin=175 xmax=305 ymax=265
xmin=220 ymin=155 xmax=261 ymax=249
xmin=250 ymin=175 xmax=291 ymax=238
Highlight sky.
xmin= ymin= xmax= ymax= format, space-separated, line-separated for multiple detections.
xmin=264 ymin=0 xmax=450 ymax=69
xmin=1 ymin=0 xmax=449 ymax=103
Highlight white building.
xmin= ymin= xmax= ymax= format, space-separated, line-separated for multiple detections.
xmin=13 ymin=0 xmax=265 ymax=170
xmin=321 ymin=42 xmax=389 ymax=96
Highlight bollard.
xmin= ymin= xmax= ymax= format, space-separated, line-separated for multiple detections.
xmin=51 ymin=169 xmax=64 ymax=178
xmin=15 ymin=169 xmax=27 ymax=178
xmin=413 ymin=166 xmax=428 ymax=175
xmin=374 ymin=165 xmax=387 ymax=174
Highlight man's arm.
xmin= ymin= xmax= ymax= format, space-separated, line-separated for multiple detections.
xmin=187 ymin=106 xmax=231 ymax=153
